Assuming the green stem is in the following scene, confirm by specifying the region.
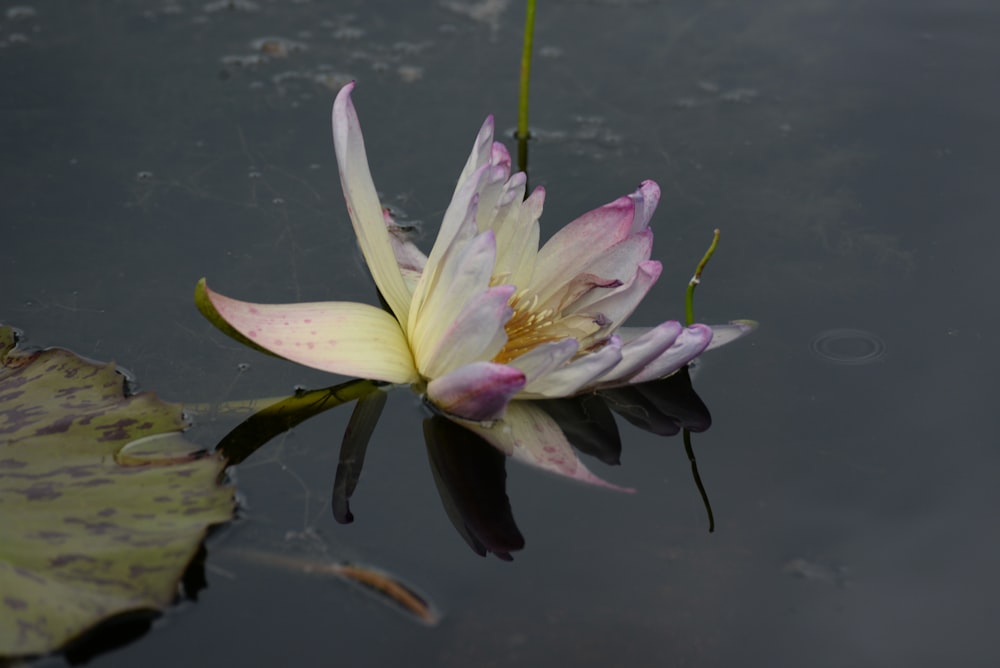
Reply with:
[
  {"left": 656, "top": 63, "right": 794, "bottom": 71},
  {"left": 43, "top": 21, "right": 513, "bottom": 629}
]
[
  {"left": 516, "top": 0, "right": 536, "bottom": 173},
  {"left": 685, "top": 229, "right": 720, "bottom": 326}
]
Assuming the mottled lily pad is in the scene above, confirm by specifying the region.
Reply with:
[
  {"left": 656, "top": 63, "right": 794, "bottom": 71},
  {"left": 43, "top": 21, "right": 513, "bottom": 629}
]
[{"left": 0, "top": 326, "right": 234, "bottom": 658}]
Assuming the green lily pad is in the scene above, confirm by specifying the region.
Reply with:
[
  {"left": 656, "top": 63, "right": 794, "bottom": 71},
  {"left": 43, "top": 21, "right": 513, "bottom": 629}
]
[{"left": 0, "top": 325, "right": 234, "bottom": 658}]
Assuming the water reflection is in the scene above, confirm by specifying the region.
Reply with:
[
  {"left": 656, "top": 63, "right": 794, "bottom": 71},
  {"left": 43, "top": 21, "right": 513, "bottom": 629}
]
[{"left": 213, "top": 367, "right": 714, "bottom": 560}]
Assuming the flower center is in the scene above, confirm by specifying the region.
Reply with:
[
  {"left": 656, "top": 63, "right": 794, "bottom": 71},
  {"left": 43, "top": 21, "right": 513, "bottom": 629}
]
[{"left": 492, "top": 290, "right": 563, "bottom": 364}]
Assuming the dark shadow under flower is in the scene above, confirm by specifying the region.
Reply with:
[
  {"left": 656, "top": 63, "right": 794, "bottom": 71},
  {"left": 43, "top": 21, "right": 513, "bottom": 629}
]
[{"left": 212, "top": 365, "right": 715, "bottom": 560}]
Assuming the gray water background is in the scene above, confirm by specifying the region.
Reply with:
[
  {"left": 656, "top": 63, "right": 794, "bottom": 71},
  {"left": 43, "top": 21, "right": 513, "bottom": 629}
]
[{"left": 3, "top": 0, "right": 999, "bottom": 666}]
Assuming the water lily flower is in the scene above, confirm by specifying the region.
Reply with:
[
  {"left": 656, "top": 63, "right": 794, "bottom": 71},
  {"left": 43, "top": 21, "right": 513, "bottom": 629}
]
[{"left": 197, "top": 82, "right": 752, "bottom": 428}]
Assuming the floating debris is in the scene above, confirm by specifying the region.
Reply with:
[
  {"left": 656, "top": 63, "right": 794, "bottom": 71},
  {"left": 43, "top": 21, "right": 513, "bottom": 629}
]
[
  {"left": 251, "top": 36, "right": 307, "bottom": 58},
  {"left": 224, "top": 549, "right": 441, "bottom": 625}
]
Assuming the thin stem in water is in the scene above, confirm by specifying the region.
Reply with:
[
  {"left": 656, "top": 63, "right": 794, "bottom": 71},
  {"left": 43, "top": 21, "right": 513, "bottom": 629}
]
[
  {"left": 683, "top": 428, "right": 715, "bottom": 533},
  {"left": 516, "top": 0, "right": 536, "bottom": 174}
]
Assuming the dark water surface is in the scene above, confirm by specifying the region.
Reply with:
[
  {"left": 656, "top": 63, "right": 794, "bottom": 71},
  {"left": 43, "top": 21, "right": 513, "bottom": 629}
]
[{"left": 4, "top": 0, "right": 999, "bottom": 666}]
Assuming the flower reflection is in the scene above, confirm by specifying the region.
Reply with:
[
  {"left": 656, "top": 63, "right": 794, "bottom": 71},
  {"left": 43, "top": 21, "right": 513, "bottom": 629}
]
[{"left": 214, "top": 366, "right": 713, "bottom": 560}]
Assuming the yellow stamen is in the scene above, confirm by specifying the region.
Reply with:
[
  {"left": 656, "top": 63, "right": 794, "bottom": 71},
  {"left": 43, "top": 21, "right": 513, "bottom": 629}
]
[{"left": 493, "top": 290, "right": 564, "bottom": 364}]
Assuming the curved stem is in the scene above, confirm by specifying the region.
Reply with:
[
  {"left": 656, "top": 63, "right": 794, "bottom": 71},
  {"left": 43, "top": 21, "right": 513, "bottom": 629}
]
[
  {"left": 683, "top": 428, "right": 715, "bottom": 533},
  {"left": 685, "top": 229, "right": 720, "bottom": 326}
]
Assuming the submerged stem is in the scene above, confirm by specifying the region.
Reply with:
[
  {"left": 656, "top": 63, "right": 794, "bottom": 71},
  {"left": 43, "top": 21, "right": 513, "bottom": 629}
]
[
  {"left": 683, "top": 428, "right": 715, "bottom": 533},
  {"left": 685, "top": 229, "right": 721, "bottom": 326}
]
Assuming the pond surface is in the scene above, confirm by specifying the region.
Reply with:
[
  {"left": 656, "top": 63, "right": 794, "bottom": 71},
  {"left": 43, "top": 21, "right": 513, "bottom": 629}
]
[{"left": 4, "top": 0, "right": 999, "bottom": 666}]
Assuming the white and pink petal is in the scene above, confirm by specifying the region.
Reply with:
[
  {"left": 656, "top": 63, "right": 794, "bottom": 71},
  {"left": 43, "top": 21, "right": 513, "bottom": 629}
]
[
  {"left": 411, "top": 226, "right": 500, "bottom": 372},
  {"left": 426, "top": 362, "right": 525, "bottom": 422},
  {"left": 419, "top": 285, "right": 515, "bottom": 379},
  {"left": 704, "top": 320, "right": 759, "bottom": 351},
  {"left": 203, "top": 285, "right": 419, "bottom": 384},
  {"left": 507, "top": 339, "right": 579, "bottom": 386},
  {"left": 521, "top": 336, "right": 624, "bottom": 398},
  {"left": 618, "top": 324, "right": 713, "bottom": 385},
  {"left": 589, "top": 321, "right": 683, "bottom": 387},
  {"left": 332, "top": 83, "right": 413, "bottom": 324},
  {"left": 530, "top": 183, "right": 653, "bottom": 300},
  {"left": 463, "top": 401, "right": 633, "bottom": 491}
]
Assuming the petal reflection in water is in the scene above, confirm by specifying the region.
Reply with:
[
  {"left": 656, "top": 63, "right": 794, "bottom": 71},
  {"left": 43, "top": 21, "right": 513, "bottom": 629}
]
[
  {"left": 424, "top": 416, "right": 525, "bottom": 561},
  {"left": 600, "top": 366, "right": 711, "bottom": 436}
]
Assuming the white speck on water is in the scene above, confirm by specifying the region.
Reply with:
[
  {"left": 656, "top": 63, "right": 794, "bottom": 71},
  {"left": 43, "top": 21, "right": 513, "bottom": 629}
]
[
  {"left": 397, "top": 64, "right": 423, "bottom": 83},
  {"left": 203, "top": 0, "right": 259, "bottom": 13},
  {"left": 5, "top": 6, "right": 37, "bottom": 20},
  {"left": 251, "top": 36, "right": 307, "bottom": 58},
  {"left": 221, "top": 53, "right": 265, "bottom": 67},
  {"left": 333, "top": 26, "right": 365, "bottom": 40},
  {"left": 719, "top": 87, "right": 759, "bottom": 103},
  {"left": 441, "top": 0, "right": 510, "bottom": 33}
]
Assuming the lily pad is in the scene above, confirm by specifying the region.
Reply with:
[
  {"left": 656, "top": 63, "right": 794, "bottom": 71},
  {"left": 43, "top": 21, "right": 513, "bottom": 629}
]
[{"left": 0, "top": 325, "right": 234, "bottom": 658}]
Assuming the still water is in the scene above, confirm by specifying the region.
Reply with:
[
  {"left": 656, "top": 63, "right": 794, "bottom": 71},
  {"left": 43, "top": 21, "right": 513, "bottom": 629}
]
[{"left": 3, "top": 0, "right": 999, "bottom": 666}]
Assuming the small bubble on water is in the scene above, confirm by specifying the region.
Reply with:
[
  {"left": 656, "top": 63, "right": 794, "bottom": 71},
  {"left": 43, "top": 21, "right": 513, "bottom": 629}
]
[
  {"left": 136, "top": 171, "right": 154, "bottom": 182},
  {"left": 237, "top": 362, "right": 251, "bottom": 372}
]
